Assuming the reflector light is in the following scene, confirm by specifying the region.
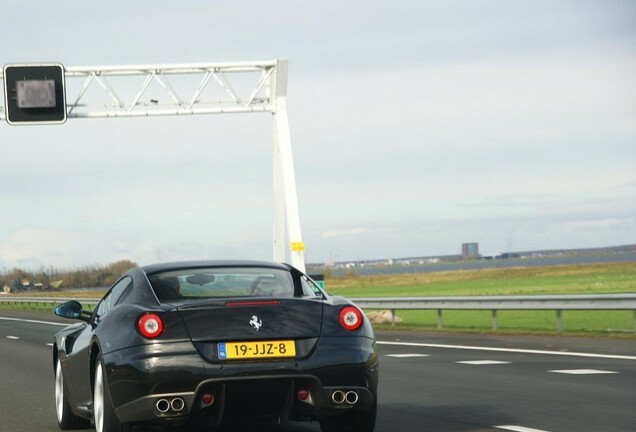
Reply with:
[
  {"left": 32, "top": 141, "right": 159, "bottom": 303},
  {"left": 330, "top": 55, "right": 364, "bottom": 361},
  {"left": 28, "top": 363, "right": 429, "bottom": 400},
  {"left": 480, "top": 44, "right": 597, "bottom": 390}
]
[
  {"left": 201, "top": 393, "right": 215, "bottom": 405},
  {"left": 137, "top": 313, "right": 164, "bottom": 338},
  {"left": 297, "top": 390, "right": 310, "bottom": 401},
  {"left": 339, "top": 306, "right": 363, "bottom": 331}
]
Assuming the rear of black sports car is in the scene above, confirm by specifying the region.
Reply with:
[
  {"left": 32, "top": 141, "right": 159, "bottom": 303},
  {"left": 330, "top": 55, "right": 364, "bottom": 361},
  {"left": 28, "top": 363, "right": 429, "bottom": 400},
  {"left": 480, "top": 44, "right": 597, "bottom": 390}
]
[{"left": 96, "top": 262, "right": 378, "bottom": 431}]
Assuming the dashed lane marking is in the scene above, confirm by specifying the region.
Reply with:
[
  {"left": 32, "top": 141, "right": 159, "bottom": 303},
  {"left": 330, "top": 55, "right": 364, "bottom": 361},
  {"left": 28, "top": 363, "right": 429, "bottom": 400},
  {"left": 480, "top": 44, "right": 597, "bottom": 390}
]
[
  {"left": 385, "top": 354, "right": 430, "bottom": 358},
  {"left": 456, "top": 360, "right": 510, "bottom": 365},
  {"left": 6, "top": 336, "right": 20, "bottom": 340},
  {"left": 495, "top": 426, "right": 552, "bottom": 432},
  {"left": 549, "top": 369, "right": 618, "bottom": 375},
  {"left": 377, "top": 341, "right": 636, "bottom": 361},
  {"left": 0, "top": 317, "right": 67, "bottom": 327}
]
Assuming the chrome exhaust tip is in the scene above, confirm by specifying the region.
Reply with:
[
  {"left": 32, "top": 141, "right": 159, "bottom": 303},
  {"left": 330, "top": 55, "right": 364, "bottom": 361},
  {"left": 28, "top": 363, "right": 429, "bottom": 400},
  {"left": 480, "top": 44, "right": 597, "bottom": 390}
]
[
  {"left": 345, "top": 391, "right": 359, "bottom": 405},
  {"left": 331, "top": 390, "right": 346, "bottom": 405},
  {"left": 155, "top": 399, "right": 170, "bottom": 413},
  {"left": 170, "top": 397, "right": 185, "bottom": 412}
]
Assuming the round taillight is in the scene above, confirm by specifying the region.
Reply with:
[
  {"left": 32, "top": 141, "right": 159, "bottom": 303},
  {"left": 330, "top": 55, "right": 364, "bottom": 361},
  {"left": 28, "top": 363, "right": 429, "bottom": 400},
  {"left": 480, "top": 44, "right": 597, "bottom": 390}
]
[
  {"left": 339, "top": 306, "right": 363, "bottom": 331},
  {"left": 137, "top": 313, "right": 164, "bottom": 338}
]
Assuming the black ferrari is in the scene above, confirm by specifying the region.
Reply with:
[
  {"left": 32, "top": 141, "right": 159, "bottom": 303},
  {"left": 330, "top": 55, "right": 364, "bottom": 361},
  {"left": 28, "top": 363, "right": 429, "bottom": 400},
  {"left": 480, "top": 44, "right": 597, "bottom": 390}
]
[{"left": 53, "top": 261, "right": 378, "bottom": 432}]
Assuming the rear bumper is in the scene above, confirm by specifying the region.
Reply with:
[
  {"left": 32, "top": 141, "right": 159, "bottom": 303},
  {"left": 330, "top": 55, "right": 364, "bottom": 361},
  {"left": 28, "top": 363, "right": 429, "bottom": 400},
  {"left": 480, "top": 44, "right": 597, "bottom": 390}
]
[{"left": 104, "top": 336, "right": 378, "bottom": 425}]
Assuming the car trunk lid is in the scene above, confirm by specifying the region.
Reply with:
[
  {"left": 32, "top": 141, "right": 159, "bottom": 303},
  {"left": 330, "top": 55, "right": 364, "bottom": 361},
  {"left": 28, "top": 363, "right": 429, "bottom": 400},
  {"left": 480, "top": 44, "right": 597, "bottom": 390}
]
[{"left": 176, "top": 298, "right": 324, "bottom": 342}]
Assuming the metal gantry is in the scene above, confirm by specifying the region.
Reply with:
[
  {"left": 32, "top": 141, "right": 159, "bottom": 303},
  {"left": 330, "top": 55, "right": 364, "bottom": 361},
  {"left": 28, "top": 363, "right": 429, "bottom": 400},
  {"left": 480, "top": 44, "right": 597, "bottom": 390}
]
[{"left": 0, "top": 60, "right": 305, "bottom": 271}]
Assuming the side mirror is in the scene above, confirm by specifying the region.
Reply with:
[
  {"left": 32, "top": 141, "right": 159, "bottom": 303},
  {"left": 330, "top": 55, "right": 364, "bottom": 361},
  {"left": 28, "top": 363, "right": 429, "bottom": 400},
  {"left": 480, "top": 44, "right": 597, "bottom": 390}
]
[{"left": 55, "top": 301, "right": 89, "bottom": 322}]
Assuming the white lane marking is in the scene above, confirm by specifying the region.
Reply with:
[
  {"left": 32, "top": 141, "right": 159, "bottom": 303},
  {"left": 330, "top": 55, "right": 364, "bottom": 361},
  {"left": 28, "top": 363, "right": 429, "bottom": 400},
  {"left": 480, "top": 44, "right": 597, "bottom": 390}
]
[
  {"left": 6, "top": 336, "right": 20, "bottom": 340},
  {"left": 46, "top": 343, "right": 54, "bottom": 347},
  {"left": 456, "top": 360, "right": 510, "bottom": 365},
  {"left": 377, "top": 341, "right": 636, "bottom": 361},
  {"left": 0, "top": 317, "right": 67, "bottom": 327},
  {"left": 495, "top": 426, "right": 552, "bottom": 432},
  {"left": 385, "top": 354, "right": 430, "bottom": 358},
  {"left": 549, "top": 369, "right": 618, "bottom": 375}
]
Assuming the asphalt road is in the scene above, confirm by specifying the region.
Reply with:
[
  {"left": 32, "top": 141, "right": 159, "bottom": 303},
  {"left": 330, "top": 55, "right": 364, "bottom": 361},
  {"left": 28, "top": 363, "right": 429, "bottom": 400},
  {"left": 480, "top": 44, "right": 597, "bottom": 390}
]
[{"left": 1, "top": 311, "right": 635, "bottom": 432}]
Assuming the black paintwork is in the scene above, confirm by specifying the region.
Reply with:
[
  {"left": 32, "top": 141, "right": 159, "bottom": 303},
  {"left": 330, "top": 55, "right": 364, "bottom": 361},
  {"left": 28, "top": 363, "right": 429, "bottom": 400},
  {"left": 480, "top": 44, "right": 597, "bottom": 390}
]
[{"left": 53, "top": 260, "right": 378, "bottom": 429}]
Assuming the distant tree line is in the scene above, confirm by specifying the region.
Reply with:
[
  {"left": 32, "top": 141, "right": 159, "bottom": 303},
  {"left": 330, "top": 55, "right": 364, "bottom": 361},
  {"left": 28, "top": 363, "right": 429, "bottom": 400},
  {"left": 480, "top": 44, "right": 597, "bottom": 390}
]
[{"left": 1, "top": 260, "right": 137, "bottom": 291}]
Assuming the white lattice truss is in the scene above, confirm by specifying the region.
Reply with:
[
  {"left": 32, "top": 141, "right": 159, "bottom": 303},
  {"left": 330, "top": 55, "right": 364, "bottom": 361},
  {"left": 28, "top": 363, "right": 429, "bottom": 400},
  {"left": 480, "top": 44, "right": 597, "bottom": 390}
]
[
  {"left": 0, "top": 60, "right": 305, "bottom": 271},
  {"left": 2, "top": 60, "right": 280, "bottom": 118}
]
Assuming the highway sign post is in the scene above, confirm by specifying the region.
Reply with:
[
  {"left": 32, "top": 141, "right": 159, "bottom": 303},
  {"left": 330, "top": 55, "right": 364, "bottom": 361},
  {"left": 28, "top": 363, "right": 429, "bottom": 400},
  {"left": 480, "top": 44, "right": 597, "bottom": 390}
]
[{"left": 3, "top": 63, "right": 66, "bottom": 125}]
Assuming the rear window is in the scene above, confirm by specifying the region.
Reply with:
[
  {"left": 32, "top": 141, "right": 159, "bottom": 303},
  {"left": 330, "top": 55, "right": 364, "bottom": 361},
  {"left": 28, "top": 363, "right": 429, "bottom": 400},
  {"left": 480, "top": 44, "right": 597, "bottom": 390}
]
[{"left": 148, "top": 267, "right": 295, "bottom": 302}]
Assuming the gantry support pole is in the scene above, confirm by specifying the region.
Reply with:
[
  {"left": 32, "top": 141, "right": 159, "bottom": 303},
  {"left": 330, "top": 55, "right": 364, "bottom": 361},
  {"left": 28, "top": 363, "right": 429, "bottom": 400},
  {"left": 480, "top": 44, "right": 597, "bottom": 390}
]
[{"left": 272, "top": 60, "right": 305, "bottom": 272}]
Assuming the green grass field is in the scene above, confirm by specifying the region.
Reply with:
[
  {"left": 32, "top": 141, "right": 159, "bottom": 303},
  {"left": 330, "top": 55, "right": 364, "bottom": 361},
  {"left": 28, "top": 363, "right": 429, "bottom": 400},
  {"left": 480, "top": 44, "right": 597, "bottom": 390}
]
[
  {"left": 325, "top": 262, "right": 636, "bottom": 335},
  {"left": 324, "top": 262, "right": 636, "bottom": 296}
]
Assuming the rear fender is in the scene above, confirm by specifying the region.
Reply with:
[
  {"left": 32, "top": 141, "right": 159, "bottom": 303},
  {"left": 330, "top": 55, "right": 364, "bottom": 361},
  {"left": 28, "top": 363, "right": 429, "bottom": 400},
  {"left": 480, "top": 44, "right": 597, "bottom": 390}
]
[{"left": 93, "top": 304, "right": 190, "bottom": 355}]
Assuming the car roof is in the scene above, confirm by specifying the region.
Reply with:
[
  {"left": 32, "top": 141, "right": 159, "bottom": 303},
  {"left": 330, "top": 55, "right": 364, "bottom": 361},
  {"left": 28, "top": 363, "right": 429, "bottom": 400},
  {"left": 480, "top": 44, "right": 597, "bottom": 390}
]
[{"left": 140, "top": 260, "right": 291, "bottom": 276}]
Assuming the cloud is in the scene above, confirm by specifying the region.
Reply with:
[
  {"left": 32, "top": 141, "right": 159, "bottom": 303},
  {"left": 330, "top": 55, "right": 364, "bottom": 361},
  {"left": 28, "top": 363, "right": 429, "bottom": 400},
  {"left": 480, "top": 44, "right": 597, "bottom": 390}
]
[
  {"left": 1, "top": 1, "right": 635, "bottom": 267},
  {"left": 0, "top": 229, "right": 77, "bottom": 269},
  {"left": 321, "top": 227, "right": 371, "bottom": 239},
  {"left": 548, "top": 217, "right": 635, "bottom": 236}
]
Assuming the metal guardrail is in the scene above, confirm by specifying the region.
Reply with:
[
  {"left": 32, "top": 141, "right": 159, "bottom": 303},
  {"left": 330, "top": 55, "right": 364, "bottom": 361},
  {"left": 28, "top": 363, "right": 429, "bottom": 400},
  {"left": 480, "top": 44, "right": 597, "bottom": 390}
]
[
  {"left": 0, "top": 297, "right": 99, "bottom": 312},
  {"left": 352, "top": 294, "right": 636, "bottom": 332},
  {"left": 1, "top": 294, "right": 635, "bottom": 332}
]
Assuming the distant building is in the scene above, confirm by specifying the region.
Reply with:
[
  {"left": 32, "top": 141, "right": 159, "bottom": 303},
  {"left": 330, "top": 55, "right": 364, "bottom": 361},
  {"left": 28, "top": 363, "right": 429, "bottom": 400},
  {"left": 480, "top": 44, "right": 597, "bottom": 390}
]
[{"left": 462, "top": 242, "right": 479, "bottom": 259}]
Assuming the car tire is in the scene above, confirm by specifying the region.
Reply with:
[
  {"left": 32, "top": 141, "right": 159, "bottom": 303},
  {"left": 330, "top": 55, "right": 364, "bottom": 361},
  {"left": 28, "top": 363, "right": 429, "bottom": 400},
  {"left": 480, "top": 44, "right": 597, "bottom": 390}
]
[
  {"left": 94, "top": 358, "right": 132, "bottom": 432},
  {"left": 320, "top": 398, "right": 377, "bottom": 432},
  {"left": 55, "top": 358, "right": 91, "bottom": 430}
]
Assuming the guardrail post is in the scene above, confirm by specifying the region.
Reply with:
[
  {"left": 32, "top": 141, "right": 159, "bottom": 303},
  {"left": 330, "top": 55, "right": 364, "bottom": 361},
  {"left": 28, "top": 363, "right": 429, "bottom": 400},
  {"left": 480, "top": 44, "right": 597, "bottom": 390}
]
[
  {"left": 492, "top": 309, "right": 498, "bottom": 331},
  {"left": 437, "top": 309, "right": 443, "bottom": 329},
  {"left": 556, "top": 310, "right": 563, "bottom": 332},
  {"left": 391, "top": 309, "right": 396, "bottom": 327}
]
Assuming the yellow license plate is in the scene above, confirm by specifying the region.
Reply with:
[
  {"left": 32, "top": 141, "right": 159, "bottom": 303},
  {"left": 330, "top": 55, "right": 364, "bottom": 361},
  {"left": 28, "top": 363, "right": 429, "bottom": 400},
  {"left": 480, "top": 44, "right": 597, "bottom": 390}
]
[{"left": 218, "top": 340, "right": 296, "bottom": 360}]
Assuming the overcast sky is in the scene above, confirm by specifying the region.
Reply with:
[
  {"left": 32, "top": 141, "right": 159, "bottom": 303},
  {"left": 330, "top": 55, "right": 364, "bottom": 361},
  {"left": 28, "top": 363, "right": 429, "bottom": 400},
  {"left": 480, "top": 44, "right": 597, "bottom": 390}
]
[{"left": 1, "top": 1, "right": 635, "bottom": 270}]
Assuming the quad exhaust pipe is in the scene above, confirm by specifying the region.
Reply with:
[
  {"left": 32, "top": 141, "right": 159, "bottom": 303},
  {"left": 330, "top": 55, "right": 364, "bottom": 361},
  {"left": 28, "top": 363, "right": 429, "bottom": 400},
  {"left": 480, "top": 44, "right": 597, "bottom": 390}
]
[
  {"left": 171, "top": 397, "right": 185, "bottom": 412},
  {"left": 156, "top": 399, "right": 170, "bottom": 413},
  {"left": 331, "top": 390, "right": 346, "bottom": 405},
  {"left": 155, "top": 397, "right": 185, "bottom": 414},
  {"left": 330, "top": 390, "right": 358, "bottom": 406}
]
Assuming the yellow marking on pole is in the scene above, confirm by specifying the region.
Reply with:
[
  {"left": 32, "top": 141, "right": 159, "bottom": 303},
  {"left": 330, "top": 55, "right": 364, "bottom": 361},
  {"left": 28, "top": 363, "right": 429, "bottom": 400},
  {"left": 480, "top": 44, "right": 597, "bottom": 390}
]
[{"left": 290, "top": 242, "right": 305, "bottom": 252}]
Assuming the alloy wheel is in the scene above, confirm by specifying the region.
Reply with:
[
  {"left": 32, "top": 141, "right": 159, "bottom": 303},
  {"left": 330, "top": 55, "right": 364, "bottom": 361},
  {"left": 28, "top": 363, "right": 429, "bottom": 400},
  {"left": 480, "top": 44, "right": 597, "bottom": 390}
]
[
  {"left": 55, "top": 360, "right": 64, "bottom": 423},
  {"left": 94, "top": 362, "right": 104, "bottom": 432}
]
